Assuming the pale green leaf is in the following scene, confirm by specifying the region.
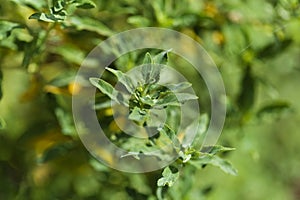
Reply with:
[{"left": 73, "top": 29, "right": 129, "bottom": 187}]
[
  {"left": 189, "top": 154, "right": 238, "bottom": 176},
  {"left": 157, "top": 167, "right": 179, "bottom": 187},
  {"left": 106, "top": 67, "right": 135, "bottom": 94},
  {"left": 89, "top": 78, "right": 127, "bottom": 105}
]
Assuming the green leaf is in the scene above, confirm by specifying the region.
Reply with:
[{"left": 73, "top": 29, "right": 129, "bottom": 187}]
[
  {"left": 0, "top": 21, "right": 23, "bottom": 41},
  {"left": 51, "top": 0, "right": 65, "bottom": 14},
  {"left": 256, "top": 101, "right": 291, "bottom": 118},
  {"left": 128, "top": 107, "right": 148, "bottom": 124},
  {"left": 65, "top": 16, "right": 114, "bottom": 36},
  {"left": 257, "top": 39, "right": 293, "bottom": 59},
  {"left": 190, "top": 114, "right": 209, "bottom": 149},
  {"left": 201, "top": 145, "right": 235, "bottom": 154},
  {"left": 29, "top": 12, "right": 66, "bottom": 22},
  {"left": 39, "top": 142, "right": 75, "bottom": 163},
  {"left": 72, "top": 0, "right": 96, "bottom": 9},
  {"left": 176, "top": 93, "right": 198, "bottom": 103},
  {"left": 189, "top": 154, "right": 238, "bottom": 176},
  {"left": 50, "top": 44, "right": 85, "bottom": 65},
  {"left": 106, "top": 67, "right": 135, "bottom": 94},
  {"left": 142, "top": 53, "right": 153, "bottom": 83},
  {"left": 166, "top": 82, "right": 192, "bottom": 92},
  {"left": 55, "top": 108, "right": 76, "bottom": 137},
  {"left": 89, "top": 78, "right": 127, "bottom": 106},
  {"left": 153, "top": 49, "right": 171, "bottom": 65},
  {"left": 159, "top": 124, "right": 181, "bottom": 151},
  {"left": 157, "top": 167, "right": 179, "bottom": 187}
]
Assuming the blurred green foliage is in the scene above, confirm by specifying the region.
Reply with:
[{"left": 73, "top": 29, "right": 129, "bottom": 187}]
[{"left": 0, "top": 0, "right": 300, "bottom": 199}]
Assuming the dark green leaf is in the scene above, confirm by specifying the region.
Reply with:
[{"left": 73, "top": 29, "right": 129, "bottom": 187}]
[
  {"left": 157, "top": 166, "right": 179, "bottom": 187},
  {"left": 39, "top": 142, "right": 75, "bottom": 163},
  {"left": 11, "top": 0, "right": 46, "bottom": 11},
  {"left": 106, "top": 67, "right": 135, "bottom": 94},
  {"left": 256, "top": 101, "right": 291, "bottom": 118},
  {"left": 201, "top": 145, "right": 235, "bottom": 154},
  {"left": 257, "top": 39, "right": 293, "bottom": 59},
  {"left": 51, "top": 0, "right": 65, "bottom": 14}
]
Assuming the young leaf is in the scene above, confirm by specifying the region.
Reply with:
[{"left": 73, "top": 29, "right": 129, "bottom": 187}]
[
  {"left": 189, "top": 154, "right": 238, "bottom": 176},
  {"left": 157, "top": 167, "right": 179, "bottom": 187},
  {"left": 106, "top": 67, "right": 135, "bottom": 94}
]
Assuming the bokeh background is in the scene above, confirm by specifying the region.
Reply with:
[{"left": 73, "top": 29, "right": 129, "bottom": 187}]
[{"left": 0, "top": 0, "right": 300, "bottom": 199}]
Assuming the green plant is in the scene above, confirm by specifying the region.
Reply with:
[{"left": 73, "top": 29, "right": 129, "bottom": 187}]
[{"left": 90, "top": 50, "right": 237, "bottom": 199}]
